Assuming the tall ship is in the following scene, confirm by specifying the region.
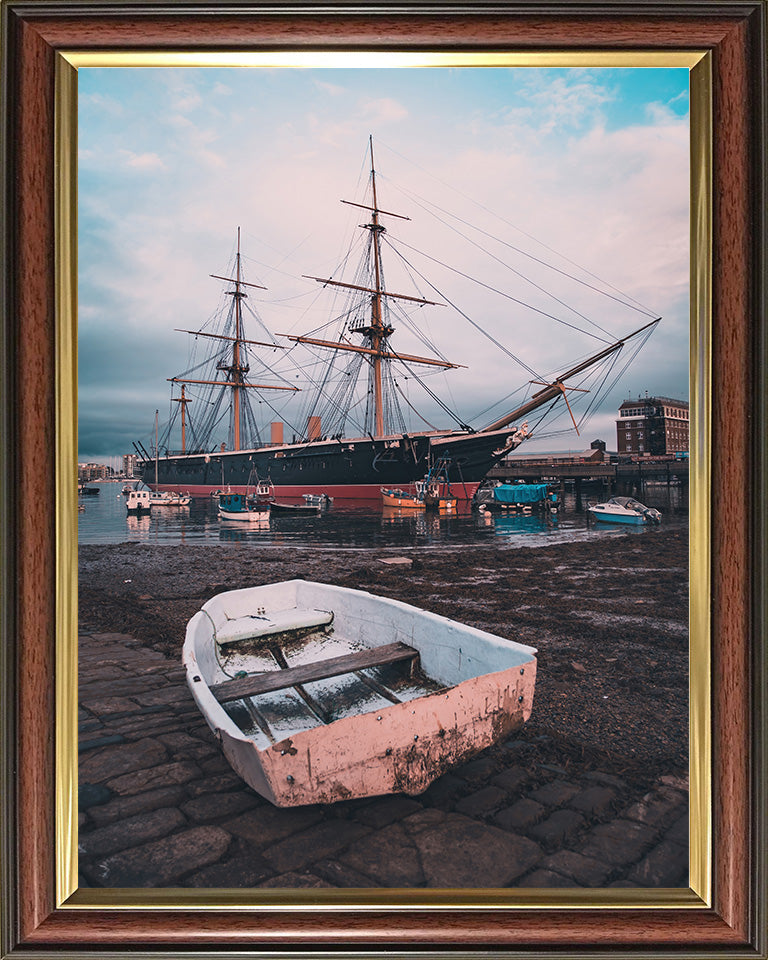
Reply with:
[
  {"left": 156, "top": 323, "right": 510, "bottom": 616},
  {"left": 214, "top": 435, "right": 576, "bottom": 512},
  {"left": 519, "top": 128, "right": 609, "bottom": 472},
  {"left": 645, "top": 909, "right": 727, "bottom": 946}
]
[{"left": 136, "top": 138, "right": 659, "bottom": 500}]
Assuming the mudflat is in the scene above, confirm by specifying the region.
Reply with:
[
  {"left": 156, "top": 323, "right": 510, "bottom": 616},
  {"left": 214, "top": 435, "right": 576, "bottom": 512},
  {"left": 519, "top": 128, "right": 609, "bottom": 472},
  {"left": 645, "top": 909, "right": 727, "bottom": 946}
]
[{"left": 79, "top": 525, "right": 688, "bottom": 782}]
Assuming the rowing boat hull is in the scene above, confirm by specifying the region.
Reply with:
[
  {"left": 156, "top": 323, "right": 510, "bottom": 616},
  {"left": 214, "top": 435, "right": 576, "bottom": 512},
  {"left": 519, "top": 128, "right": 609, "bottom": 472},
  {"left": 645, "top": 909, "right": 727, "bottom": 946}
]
[{"left": 183, "top": 580, "right": 537, "bottom": 807}]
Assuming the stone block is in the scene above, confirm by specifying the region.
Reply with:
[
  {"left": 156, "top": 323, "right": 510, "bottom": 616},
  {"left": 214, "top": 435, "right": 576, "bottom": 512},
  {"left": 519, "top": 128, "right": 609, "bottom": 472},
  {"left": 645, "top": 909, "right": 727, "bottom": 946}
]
[
  {"left": 539, "top": 851, "right": 612, "bottom": 886},
  {"left": 622, "top": 791, "right": 686, "bottom": 829},
  {"left": 454, "top": 786, "right": 507, "bottom": 818},
  {"left": 493, "top": 799, "right": 545, "bottom": 832},
  {"left": 400, "top": 809, "right": 447, "bottom": 834},
  {"left": 627, "top": 839, "right": 688, "bottom": 887},
  {"left": 517, "top": 869, "right": 580, "bottom": 888},
  {"left": 529, "top": 779, "right": 580, "bottom": 808},
  {"left": 79, "top": 738, "right": 169, "bottom": 785},
  {"left": 340, "top": 823, "right": 425, "bottom": 887},
  {"left": 157, "top": 732, "right": 218, "bottom": 761},
  {"left": 421, "top": 774, "right": 465, "bottom": 807},
  {"left": 537, "top": 763, "right": 569, "bottom": 777},
  {"left": 79, "top": 807, "right": 186, "bottom": 859},
  {"left": 491, "top": 766, "right": 529, "bottom": 794},
  {"left": 312, "top": 858, "right": 377, "bottom": 888},
  {"left": 567, "top": 785, "right": 617, "bottom": 817},
  {"left": 86, "top": 826, "right": 231, "bottom": 887},
  {"left": 665, "top": 813, "right": 688, "bottom": 846},
  {"left": 87, "top": 786, "right": 188, "bottom": 826},
  {"left": 455, "top": 756, "right": 498, "bottom": 783},
  {"left": 186, "top": 773, "right": 246, "bottom": 798},
  {"left": 183, "top": 854, "right": 272, "bottom": 888},
  {"left": 354, "top": 796, "right": 422, "bottom": 829},
  {"left": 528, "top": 810, "right": 586, "bottom": 846},
  {"left": 80, "top": 696, "right": 139, "bottom": 716},
  {"left": 263, "top": 820, "right": 371, "bottom": 875},
  {"left": 578, "top": 819, "right": 658, "bottom": 866},
  {"left": 582, "top": 771, "right": 628, "bottom": 791},
  {"left": 181, "top": 791, "right": 260, "bottom": 823},
  {"left": 225, "top": 806, "right": 323, "bottom": 849},
  {"left": 79, "top": 783, "right": 113, "bottom": 810},
  {"left": 133, "top": 686, "right": 192, "bottom": 708},
  {"left": 106, "top": 761, "right": 202, "bottom": 796},
  {"left": 412, "top": 814, "right": 542, "bottom": 887}
]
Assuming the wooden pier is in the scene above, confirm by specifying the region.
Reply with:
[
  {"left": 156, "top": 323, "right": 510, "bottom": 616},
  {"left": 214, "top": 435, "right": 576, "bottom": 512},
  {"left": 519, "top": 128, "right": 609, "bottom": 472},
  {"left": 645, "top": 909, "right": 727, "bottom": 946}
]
[{"left": 488, "top": 457, "right": 689, "bottom": 495}]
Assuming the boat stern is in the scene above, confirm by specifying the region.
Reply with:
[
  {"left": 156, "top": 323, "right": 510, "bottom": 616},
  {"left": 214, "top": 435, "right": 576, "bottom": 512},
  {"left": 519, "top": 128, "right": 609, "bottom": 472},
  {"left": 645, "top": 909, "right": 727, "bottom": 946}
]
[{"left": 214, "top": 656, "right": 536, "bottom": 807}]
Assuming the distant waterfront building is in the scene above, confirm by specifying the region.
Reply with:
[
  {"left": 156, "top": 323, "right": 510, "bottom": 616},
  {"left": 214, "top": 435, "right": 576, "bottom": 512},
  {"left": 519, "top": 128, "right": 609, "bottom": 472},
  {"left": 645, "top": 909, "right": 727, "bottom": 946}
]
[
  {"left": 123, "top": 454, "right": 138, "bottom": 478},
  {"left": 616, "top": 395, "right": 689, "bottom": 456},
  {"left": 78, "top": 462, "right": 113, "bottom": 481}
]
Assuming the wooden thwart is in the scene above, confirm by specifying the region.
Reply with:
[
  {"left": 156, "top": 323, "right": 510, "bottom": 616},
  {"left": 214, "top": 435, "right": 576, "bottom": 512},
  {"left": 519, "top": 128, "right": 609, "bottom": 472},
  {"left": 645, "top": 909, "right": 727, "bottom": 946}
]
[{"left": 211, "top": 641, "right": 419, "bottom": 704}]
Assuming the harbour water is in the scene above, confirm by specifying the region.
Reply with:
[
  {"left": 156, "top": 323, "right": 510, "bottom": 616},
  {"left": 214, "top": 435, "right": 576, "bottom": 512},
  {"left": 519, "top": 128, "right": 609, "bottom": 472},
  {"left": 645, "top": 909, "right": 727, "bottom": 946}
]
[{"left": 78, "top": 482, "right": 687, "bottom": 548}]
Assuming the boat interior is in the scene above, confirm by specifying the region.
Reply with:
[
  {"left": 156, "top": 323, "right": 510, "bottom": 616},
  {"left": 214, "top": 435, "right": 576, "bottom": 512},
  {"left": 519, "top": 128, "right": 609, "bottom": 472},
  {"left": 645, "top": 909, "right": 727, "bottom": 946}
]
[{"left": 185, "top": 581, "right": 535, "bottom": 752}]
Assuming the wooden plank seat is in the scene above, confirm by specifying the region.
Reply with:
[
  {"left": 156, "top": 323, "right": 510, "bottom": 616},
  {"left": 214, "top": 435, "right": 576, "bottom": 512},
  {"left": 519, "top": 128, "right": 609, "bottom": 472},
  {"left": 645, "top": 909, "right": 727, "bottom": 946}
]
[
  {"left": 211, "top": 641, "right": 419, "bottom": 704},
  {"left": 215, "top": 608, "right": 334, "bottom": 646}
]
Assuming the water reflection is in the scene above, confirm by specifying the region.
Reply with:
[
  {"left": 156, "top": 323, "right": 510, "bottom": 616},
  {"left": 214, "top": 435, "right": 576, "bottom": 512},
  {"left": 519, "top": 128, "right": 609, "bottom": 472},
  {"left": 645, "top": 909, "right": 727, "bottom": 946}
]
[{"left": 78, "top": 481, "right": 687, "bottom": 548}]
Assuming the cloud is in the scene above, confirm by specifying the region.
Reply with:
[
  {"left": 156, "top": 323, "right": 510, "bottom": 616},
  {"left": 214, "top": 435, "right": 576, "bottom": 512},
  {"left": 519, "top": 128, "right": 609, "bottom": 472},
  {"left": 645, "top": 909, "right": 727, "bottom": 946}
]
[
  {"left": 76, "top": 66, "right": 690, "bottom": 460},
  {"left": 80, "top": 92, "right": 124, "bottom": 116},
  {"left": 314, "top": 79, "right": 345, "bottom": 97},
  {"left": 119, "top": 149, "right": 166, "bottom": 170},
  {"left": 360, "top": 97, "right": 409, "bottom": 125}
]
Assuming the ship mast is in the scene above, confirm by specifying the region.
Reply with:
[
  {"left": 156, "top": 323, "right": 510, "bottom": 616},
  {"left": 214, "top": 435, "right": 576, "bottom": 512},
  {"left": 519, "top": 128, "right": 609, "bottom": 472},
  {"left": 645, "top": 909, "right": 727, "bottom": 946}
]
[
  {"left": 368, "top": 137, "right": 386, "bottom": 436},
  {"left": 480, "top": 318, "right": 661, "bottom": 433},
  {"left": 168, "top": 229, "right": 298, "bottom": 452},
  {"left": 170, "top": 384, "right": 190, "bottom": 453},
  {"left": 291, "top": 136, "right": 460, "bottom": 439}
]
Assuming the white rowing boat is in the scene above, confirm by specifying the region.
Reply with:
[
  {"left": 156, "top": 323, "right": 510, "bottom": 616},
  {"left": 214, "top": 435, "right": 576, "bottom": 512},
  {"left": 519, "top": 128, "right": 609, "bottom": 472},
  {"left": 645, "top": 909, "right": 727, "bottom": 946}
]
[{"left": 183, "top": 580, "right": 537, "bottom": 807}]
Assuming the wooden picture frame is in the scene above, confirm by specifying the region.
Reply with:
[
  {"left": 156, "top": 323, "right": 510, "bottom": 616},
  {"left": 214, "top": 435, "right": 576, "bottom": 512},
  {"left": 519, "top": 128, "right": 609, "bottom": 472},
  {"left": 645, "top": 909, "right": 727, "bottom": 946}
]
[{"left": 1, "top": 1, "right": 765, "bottom": 955}]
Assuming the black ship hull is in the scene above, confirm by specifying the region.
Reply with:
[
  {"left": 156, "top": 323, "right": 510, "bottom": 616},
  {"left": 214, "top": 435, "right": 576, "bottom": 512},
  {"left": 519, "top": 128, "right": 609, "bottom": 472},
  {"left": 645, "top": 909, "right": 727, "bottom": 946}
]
[{"left": 143, "top": 427, "right": 523, "bottom": 500}]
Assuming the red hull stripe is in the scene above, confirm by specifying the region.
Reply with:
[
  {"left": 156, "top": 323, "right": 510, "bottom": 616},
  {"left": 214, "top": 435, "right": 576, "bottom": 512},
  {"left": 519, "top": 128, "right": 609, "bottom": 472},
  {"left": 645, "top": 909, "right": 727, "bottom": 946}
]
[{"left": 155, "top": 482, "right": 480, "bottom": 501}]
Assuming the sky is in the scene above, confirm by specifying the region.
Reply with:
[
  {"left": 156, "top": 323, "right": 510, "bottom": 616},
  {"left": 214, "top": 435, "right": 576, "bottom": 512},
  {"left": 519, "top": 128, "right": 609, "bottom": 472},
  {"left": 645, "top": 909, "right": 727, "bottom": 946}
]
[{"left": 78, "top": 64, "right": 690, "bottom": 461}]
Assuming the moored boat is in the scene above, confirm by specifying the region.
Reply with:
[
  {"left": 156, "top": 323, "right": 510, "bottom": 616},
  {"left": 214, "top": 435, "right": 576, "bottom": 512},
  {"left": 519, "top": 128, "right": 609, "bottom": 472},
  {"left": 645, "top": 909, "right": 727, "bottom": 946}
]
[
  {"left": 218, "top": 491, "right": 270, "bottom": 523},
  {"left": 126, "top": 488, "right": 152, "bottom": 513},
  {"left": 182, "top": 580, "right": 537, "bottom": 807},
  {"left": 149, "top": 490, "right": 191, "bottom": 507},
  {"left": 302, "top": 493, "right": 333, "bottom": 507},
  {"left": 587, "top": 496, "right": 661, "bottom": 525},
  {"left": 270, "top": 500, "right": 322, "bottom": 516},
  {"left": 475, "top": 482, "right": 557, "bottom": 513},
  {"left": 381, "top": 488, "right": 425, "bottom": 510}
]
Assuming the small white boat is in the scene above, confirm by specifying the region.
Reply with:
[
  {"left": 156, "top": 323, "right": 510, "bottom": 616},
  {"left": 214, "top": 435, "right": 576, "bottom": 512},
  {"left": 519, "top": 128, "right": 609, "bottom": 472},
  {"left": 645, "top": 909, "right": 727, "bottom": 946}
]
[
  {"left": 183, "top": 580, "right": 537, "bottom": 807},
  {"left": 149, "top": 490, "right": 191, "bottom": 507},
  {"left": 302, "top": 493, "right": 333, "bottom": 507},
  {"left": 126, "top": 488, "right": 152, "bottom": 513},
  {"left": 588, "top": 496, "right": 662, "bottom": 525},
  {"left": 218, "top": 491, "right": 270, "bottom": 523}
]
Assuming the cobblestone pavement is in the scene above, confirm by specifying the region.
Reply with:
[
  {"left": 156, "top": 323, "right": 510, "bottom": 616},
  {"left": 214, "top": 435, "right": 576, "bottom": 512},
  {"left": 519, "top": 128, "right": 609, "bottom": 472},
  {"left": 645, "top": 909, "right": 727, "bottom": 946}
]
[{"left": 78, "top": 631, "right": 689, "bottom": 890}]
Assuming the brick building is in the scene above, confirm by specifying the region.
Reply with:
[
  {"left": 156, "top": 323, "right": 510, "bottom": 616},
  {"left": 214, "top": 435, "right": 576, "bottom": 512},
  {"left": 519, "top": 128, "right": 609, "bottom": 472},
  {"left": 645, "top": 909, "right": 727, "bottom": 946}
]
[{"left": 616, "top": 395, "right": 689, "bottom": 456}]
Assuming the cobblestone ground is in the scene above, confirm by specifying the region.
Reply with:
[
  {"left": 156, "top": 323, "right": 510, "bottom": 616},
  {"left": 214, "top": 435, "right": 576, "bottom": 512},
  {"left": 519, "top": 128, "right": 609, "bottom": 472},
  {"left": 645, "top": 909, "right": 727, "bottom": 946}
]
[{"left": 78, "top": 632, "right": 689, "bottom": 890}]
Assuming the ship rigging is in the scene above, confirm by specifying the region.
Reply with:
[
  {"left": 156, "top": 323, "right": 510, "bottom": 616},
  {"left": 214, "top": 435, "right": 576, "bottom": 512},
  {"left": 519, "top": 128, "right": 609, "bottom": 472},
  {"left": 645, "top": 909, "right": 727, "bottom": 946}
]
[{"left": 140, "top": 137, "right": 660, "bottom": 500}]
